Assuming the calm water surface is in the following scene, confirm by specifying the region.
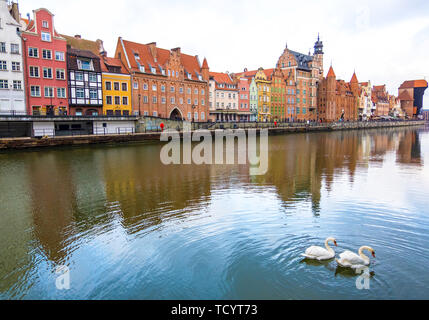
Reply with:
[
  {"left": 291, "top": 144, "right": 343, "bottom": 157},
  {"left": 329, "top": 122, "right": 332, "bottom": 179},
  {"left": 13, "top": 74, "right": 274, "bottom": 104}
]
[{"left": 1, "top": 126, "right": 429, "bottom": 300}]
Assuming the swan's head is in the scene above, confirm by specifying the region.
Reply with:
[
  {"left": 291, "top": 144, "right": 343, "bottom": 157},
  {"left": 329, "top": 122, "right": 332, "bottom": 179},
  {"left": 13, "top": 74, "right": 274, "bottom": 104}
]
[
  {"left": 361, "top": 246, "right": 375, "bottom": 258},
  {"left": 327, "top": 237, "right": 338, "bottom": 246}
]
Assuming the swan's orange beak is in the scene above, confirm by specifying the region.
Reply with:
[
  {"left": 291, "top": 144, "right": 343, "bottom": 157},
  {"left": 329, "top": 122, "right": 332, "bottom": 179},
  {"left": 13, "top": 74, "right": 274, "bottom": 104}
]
[{"left": 372, "top": 252, "right": 376, "bottom": 258}]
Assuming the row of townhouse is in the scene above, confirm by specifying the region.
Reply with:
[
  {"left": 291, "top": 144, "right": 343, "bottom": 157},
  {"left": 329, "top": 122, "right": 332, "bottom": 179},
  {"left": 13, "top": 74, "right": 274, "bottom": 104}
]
[
  {"left": 0, "top": 3, "right": 210, "bottom": 121},
  {"left": 1, "top": 2, "right": 426, "bottom": 123}
]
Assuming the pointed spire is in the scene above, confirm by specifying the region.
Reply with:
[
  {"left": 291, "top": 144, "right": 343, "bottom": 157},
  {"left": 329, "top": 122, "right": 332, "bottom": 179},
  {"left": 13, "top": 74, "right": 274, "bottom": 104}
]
[
  {"left": 327, "top": 65, "right": 336, "bottom": 78},
  {"left": 350, "top": 71, "right": 358, "bottom": 83},
  {"left": 202, "top": 57, "right": 209, "bottom": 69}
]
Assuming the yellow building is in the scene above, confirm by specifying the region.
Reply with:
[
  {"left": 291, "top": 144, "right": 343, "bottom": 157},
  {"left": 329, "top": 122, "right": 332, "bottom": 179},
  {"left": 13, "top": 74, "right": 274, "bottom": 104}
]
[
  {"left": 100, "top": 56, "right": 132, "bottom": 116},
  {"left": 255, "top": 68, "right": 272, "bottom": 122}
]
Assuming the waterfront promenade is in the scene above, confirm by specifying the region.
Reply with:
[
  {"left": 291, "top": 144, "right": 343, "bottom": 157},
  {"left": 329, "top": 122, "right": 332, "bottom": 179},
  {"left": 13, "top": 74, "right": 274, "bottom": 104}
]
[{"left": 0, "top": 120, "right": 425, "bottom": 150}]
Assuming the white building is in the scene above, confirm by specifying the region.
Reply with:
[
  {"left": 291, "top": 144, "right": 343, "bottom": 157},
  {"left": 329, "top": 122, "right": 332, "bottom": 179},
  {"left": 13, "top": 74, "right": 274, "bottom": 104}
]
[
  {"left": 0, "top": 0, "right": 25, "bottom": 115},
  {"left": 208, "top": 72, "right": 239, "bottom": 122}
]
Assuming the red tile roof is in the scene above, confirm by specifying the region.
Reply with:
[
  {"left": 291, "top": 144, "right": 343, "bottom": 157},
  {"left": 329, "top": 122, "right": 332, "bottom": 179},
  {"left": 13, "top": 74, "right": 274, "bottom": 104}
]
[
  {"left": 120, "top": 38, "right": 204, "bottom": 81},
  {"left": 327, "top": 66, "right": 336, "bottom": 78},
  {"left": 399, "top": 80, "right": 428, "bottom": 89},
  {"left": 398, "top": 90, "right": 414, "bottom": 101},
  {"left": 210, "top": 72, "right": 233, "bottom": 84}
]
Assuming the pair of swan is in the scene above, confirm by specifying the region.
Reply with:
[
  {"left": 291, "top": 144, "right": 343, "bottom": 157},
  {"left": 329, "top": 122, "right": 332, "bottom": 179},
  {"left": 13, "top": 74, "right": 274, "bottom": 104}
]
[{"left": 302, "top": 237, "right": 376, "bottom": 269}]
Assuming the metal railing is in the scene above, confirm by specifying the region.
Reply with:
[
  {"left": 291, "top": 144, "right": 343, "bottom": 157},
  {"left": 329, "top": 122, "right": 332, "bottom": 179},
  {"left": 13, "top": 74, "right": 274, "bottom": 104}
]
[{"left": 33, "top": 128, "right": 55, "bottom": 137}]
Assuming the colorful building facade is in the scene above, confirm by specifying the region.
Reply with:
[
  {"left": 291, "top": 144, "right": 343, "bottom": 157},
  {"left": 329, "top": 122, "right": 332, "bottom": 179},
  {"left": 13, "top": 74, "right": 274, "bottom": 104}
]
[
  {"left": 372, "top": 85, "right": 389, "bottom": 117},
  {"left": 208, "top": 72, "right": 239, "bottom": 122},
  {"left": 115, "top": 38, "right": 210, "bottom": 122},
  {"left": 21, "top": 8, "right": 68, "bottom": 115},
  {"left": 62, "top": 35, "right": 132, "bottom": 116},
  {"left": 0, "top": 0, "right": 26, "bottom": 115}
]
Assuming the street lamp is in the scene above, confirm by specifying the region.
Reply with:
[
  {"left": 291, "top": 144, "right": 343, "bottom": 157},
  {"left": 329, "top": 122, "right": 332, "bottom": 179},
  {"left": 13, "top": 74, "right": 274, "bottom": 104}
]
[{"left": 138, "top": 94, "right": 141, "bottom": 116}]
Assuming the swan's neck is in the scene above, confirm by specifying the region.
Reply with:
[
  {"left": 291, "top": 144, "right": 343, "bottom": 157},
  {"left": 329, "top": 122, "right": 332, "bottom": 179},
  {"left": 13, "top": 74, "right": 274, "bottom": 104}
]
[
  {"left": 325, "top": 240, "right": 334, "bottom": 252},
  {"left": 359, "top": 247, "right": 370, "bottom": 262}
]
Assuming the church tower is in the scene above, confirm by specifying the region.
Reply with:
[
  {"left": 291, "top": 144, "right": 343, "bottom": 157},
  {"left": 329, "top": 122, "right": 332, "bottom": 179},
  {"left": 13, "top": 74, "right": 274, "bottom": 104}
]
[{"left": 313, "top": 34, "right": 324, "bottom": 80}]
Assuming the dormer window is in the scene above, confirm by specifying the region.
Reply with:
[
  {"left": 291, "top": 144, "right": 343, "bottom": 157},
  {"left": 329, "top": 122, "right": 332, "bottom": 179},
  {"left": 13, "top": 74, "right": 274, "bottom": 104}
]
[
  {"left": 42, "top": 21, "right": 49, "bottom": 29},
  {"left": 151, "top": 67, "right": 156, "bottom": 74},
  {"left": 134, "top": 53, "right": 140, "bottom": 59},
  {"left": 187, "top": 73, "right": 192, "bottom": 80},
  {"left": 198, "top": 75, "right": 202, "bottom": 81},
  {"left": 139, "top": 65, "right": 145, "bottom": 73},
  {"left": 77, "top": 58, "right": 94, "bottom": 71}
]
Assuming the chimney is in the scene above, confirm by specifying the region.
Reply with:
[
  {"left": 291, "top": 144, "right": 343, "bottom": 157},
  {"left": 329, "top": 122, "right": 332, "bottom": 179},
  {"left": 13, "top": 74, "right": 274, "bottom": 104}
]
[
  {"left": 147, "top": 42, "right": 157, "bottom": 62},
  {"left": 171, "top": 47, "right": 181, "bottom": 55},
  {"left": 96, "top": 39, "right": 106, "bottom": 55},
  {"left": 10, "top": 2, "right": 20, "bottom": 24},
  {"left": 74, "top": 35, "right": 81, "bottom": 39}
]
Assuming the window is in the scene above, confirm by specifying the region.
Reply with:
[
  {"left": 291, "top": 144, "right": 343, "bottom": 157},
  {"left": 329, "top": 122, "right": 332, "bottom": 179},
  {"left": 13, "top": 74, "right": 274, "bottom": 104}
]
[
  {"left": 106, "top": 96, "right": 112, "bottom": 105},
  {"left": 139, "top": 65, "right": 145, "bottom": 73},
  {"left": 77, "top": 59, "right": 93, "bottom": 71},
  {"left": 170, "top": 86, "right": 175, "bottom": 93},
  {"left": 201, "top": 112, "right": 205, "bottom": 120},
  {"left": 29, "top": 66, "right": 39, "bottom": 77},
  {"left": 202, "top": 99, "right": 205, "bottom": 106},
  {"left": 171, "top": 97, "right": 175, "bottom": 104},
  {"left": 0, "top": 80, "right": 9, "bottom": 89},
  {"left": 43, "top": 67, "right": 53, "bottom": 79},
  {"left": 187, "top": 98, "right": 191, "bottom": 105},
  {"left": 188, "top": 112, "right": 191, "bottom": 120},
  {"left": 194, "top": 89, "right": 198, "bottom": 95},
  {"left": 57, "top": 87, "right": 66, "bottom": 98},
  {"left": 41, "top": 32, "right": 51, "bottom": 42},
  {"left": 0, "top": 60, "right": 6, "bottom": 70},
  {"left": 42, "top": 49, "right": 52, "bottom": 59},
  {"left": 187, "top": 88, "right": 191, "bottom": 94},
  {"left": 42, "top": 21, "right": 49, "bottom": 28},
  {"left": 89, "top": 74, "right": 97, "bottom": 82},
  {"left": 113, "top": 82, "right": 119, "bottom": 90},
  {"left": 0, "top": 42, "right": 6, "bottom": 53},
  {"left": 194, "top": 99, "right": 198, "bottom": 106},
  {"left": 143, "top": 96, "right": 148, "bottom": 103},
  {"left": 201, "top": 89, "right": 205, "bottom": 95},
  {"left": 114, "top": 96, "right": 121, "bottom": 105},
  {"left": 55, "top": 51, "right": 65, "bottom": 61},
  {"left": 75, "top": 72, "right": 84, "bottom": 81},
  {"left": 105, "top": 82, "right": 112, "bottom": 90},
  {"left": 29, "top": 47, "right": 39, "bottom": 58},
  {"left": 30, "top": 86, "right": 41, "bottom": 96},
  {"left": 122, "top": 97, "right": 128, "bottom": 105},
  {"left": 161, "top": 85, "right": 165, "bottom": 92},
  {"left": 122, "top": 83, "right": 128, "bottom": 91},
  {"left": 143, "top": 83, "right": 148, "bottom": 90},
  {"left": 76, "top": 88, "right": 85, "bottom": 98},
  {"left": 90, "top": 89, "right": 97, "bottom": 99},
  {"left": 179, "top": 87, "right": 184, "bottom": 94},
  {"left": 152, "top": 84, "right": 157, "bottom": 91},
  {"left": 152, "top": 96, "right": 157, "bottom": 104},
  {"left": 54, "top": 68, "right": 65, "bottom": 80},
  {"left": 133, "top": 82, "right": 138, "bottom": 89},
  {"left": 11, "top": 44, "right": 19, "bottom": 54},
  {"left": 44, "top": 87, "right": 54, "bottom": 97},
  {"left": 161, "top": 97, "right": 166, "bottom": 104},
  {"left": 194, "top": 112, "right": 198, "bottom": 121}
]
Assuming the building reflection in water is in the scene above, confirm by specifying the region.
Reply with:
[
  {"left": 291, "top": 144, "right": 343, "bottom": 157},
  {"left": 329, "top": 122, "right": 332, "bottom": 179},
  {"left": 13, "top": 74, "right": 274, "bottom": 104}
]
[{"left": 5, "top": 127, "right": 422, "bottom": 268}]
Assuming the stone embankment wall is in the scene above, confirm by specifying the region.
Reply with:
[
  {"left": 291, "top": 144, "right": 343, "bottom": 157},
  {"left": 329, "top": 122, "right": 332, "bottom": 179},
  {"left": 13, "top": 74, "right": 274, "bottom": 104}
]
[{"left": 0, "top": 121, "right": 425, "bottom": 151}]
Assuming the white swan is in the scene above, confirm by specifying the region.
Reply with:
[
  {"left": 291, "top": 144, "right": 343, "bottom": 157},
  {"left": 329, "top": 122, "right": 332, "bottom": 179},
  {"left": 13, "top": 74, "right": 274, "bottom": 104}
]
[
  {"left": 302, "top": 237, "right": 337, "bottom": 261},
  {"left": 336, "top": 246, "right": 376, "bottom": 269}
]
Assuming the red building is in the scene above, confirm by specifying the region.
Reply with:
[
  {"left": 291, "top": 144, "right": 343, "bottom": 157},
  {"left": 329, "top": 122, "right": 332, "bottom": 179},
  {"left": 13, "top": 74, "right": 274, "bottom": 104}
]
[
  {"left": 236, "top": 76, "right": 251, "bottom": 121},
  {"left": 21, "top": 8, "right": 68, "bottom": 115},
  {"left": 317, "top": 67, "right": 359, "bottom": 122}
]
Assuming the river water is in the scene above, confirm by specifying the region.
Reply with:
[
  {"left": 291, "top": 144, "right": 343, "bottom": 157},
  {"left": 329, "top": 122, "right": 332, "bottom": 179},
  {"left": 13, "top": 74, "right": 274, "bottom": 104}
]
[{"left": 0, "top": 126, "right": 428, "bottom": 300}]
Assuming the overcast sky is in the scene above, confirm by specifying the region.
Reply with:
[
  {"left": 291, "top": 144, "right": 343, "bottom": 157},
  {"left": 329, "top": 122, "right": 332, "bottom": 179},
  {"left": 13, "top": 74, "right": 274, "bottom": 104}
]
[{"left": 20, "top": 0, "right": 429, "bottom": 107}]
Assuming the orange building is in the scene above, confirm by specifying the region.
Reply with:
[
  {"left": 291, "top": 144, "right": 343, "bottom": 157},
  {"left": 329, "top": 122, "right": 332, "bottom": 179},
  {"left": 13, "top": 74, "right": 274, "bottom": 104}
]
[
  {"left": 372, "top": 85, "right": 389, "bottom": 117},
  {"left": 115, "top": 38, "right": 210, "bottom": 121},
  {"left": 317, "top": 67, "right": 359, "bottom": 122}
]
